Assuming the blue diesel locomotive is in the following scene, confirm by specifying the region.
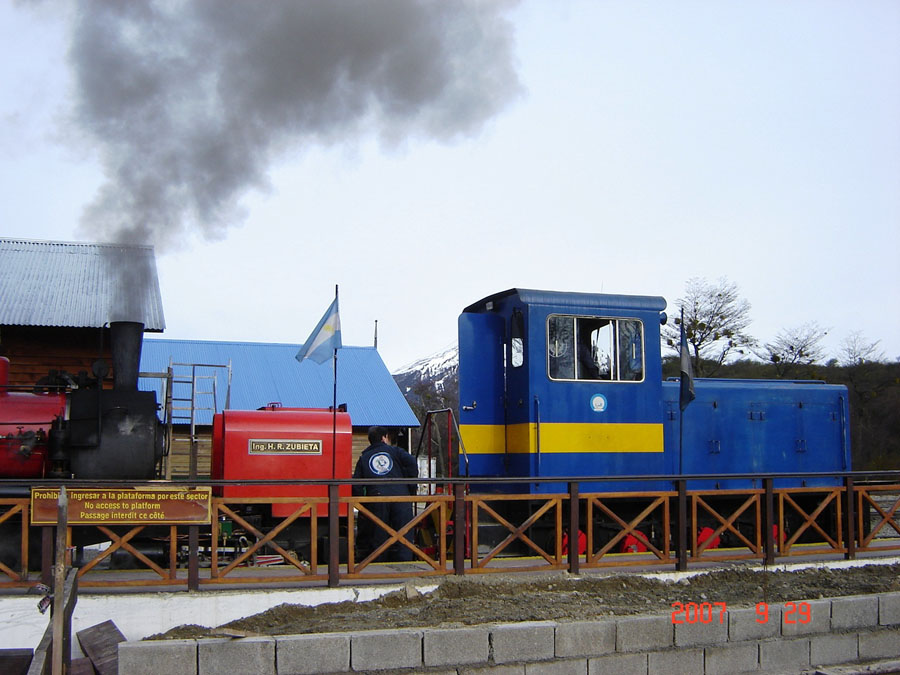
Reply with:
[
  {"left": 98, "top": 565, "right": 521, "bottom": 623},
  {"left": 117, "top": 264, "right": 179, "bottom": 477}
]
[{"left": 458, "top": 288, "right": 851, "bottom": 492}]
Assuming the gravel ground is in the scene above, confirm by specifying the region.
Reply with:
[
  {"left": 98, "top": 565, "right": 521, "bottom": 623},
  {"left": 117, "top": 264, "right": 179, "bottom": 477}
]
[{"left": 152, "top": 561, "right": 900, "bottom": 639}]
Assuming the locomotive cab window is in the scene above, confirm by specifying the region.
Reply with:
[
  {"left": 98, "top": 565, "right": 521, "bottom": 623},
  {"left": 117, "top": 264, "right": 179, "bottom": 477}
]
[
  {"left": 547, "top": 315, "right": 644, "bottom": 382},
  {"left": 510, "top": 309, "right": 525, "bottom": 368}
]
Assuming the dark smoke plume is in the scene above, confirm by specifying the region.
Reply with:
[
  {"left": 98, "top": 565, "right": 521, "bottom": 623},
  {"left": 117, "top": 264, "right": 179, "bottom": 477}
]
[{"left": 69, "top": 0, "right": 522, "bottom": 249}]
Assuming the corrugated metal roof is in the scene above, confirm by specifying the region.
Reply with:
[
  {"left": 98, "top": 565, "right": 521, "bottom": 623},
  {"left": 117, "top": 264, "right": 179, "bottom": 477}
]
[
  {"left": 139, "top": 339, "right": 420, "bottom": 428},
  {"left": 0, "top": 238, "right": 166, "bottom": 330}
]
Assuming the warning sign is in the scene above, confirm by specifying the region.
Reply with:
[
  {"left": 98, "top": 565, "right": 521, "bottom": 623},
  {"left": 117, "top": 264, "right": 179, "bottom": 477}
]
[{"left": 30, "top": 487, "right": 212, "bottom": 525}]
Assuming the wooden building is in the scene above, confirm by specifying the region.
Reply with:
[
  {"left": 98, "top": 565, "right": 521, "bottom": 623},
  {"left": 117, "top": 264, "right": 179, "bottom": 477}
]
[{"left": 0, "top": 238, "right": 165, "bottom": 386}]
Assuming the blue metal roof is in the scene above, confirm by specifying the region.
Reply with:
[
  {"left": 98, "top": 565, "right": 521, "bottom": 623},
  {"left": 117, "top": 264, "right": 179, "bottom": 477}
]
[
  {"left": 139, "top": 339, "right": 419, "bottom": 428},
  {"left": 0, "top": 238, "right": 165, "bottom": 330}
]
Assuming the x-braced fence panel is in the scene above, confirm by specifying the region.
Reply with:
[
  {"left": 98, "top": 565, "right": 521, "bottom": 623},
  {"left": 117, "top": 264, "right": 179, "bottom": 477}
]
[
  {"left": 856, "top": 484, "right": 900, "bottom": 552},
  {"left": 582, "top": 492, "right": 674, "bottom": 568},
  {"left": 468, "top": 494, "right": 566, "bottom": 574}
]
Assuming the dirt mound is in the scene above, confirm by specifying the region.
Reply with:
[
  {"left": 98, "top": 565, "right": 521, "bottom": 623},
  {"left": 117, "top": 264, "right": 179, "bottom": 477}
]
[{"left": 152, "top": 563, "right": 900, "bottom": 640}]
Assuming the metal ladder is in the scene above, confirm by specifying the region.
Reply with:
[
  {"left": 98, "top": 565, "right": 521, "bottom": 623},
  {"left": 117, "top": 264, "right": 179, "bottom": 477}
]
[{"left": 165, "top": 359, "right": 232, "bottom": 479}]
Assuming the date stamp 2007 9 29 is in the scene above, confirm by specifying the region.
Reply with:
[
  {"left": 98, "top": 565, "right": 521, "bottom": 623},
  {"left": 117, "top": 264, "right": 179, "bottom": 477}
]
[{"left": 670, "top": 601, "right": 812, "bottom": 625}]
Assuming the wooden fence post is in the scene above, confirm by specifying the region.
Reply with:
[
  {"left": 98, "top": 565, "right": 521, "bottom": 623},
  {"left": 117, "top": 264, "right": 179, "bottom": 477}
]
[
  {"left": 844, "top": 476, "right": 856, "bottom": 560},
  {"left": 188, "top": 526, "right": 199, "bottom": 592},
  {"left": 453, "top": 484, "right": 465, "bottom": 576},
  {"left": 763, "top": 478, "right": 775, "bottom": 566},
  {"left": 568, "top": 482, "right": 580, "bottom": 575},
  {"left": 41, "top": 527, "right": 53, "bottom": 588},
  {"left": 52, "top": 487, "right": 69, "bottom": 675},
  {"left": 676, "top": 480, "right": 688, "bottom": 572},
  {"left": 328, "top": 485, "right": 340, "bottom": 587}
]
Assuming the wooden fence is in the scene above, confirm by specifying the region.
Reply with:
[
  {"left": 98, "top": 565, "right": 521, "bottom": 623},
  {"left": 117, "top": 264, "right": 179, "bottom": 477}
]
[{"left": 1, "top": 473, "right": 899, "bottom": 592}]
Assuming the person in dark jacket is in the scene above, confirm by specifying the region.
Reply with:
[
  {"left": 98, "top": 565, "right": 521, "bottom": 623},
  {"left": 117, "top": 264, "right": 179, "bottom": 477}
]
[{"left": 353, "top": 425, "right": 418, "bottom": 561}]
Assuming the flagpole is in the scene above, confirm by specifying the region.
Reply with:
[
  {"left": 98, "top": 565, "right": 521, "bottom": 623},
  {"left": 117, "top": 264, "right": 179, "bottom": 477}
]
[
  {"left": 678, "top": 309, "right": 685, "bottom": 476},
  {"left": 677, "top": 309, "right": 689, "bottom": 571},
  {"left": 294, "top": 286, "right": 342, "bottom": 477},
  {"left": 332, "top": 285, "right": 339, "bottom": 480}
]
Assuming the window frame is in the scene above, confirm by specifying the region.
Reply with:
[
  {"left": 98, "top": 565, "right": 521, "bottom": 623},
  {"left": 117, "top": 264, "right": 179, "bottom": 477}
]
[
  {"left": 510, "top": 308, "right": 525, "bottom": 369},
  {"left": 546, "top": 313, "right": 645, "bottom": 383}
]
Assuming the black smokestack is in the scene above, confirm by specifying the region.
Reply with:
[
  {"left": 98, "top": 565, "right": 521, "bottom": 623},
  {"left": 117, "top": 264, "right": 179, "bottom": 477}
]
[
  {"left": 67, "top": 0, "right": 522, "bottom": 248},
  {"left": 110, "top": 321, "right": 144, "bottom": 390}
]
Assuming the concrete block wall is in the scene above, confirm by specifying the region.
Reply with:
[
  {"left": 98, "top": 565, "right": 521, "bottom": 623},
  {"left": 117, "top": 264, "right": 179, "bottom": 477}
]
[{"left": 118, "top": 591, "right": 900, "bottom": 674}]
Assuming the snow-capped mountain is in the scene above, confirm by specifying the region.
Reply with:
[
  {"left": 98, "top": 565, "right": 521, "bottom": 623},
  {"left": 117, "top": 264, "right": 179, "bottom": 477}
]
[{"left": 393, "top": 344, "right": 458, "bottom": 395}]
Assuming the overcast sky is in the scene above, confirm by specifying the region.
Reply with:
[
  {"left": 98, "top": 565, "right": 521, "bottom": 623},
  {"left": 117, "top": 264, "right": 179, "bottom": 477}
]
[{"left": 2, "top": 0, "right": 898, "bottom": 373}]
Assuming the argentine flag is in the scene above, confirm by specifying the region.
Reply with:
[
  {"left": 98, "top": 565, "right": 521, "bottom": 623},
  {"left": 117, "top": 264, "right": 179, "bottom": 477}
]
[{"left": 295, "top": 297, "right": 342, "bottom": 364}]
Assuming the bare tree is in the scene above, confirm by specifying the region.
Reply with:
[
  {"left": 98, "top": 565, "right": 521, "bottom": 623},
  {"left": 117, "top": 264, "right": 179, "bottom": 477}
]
[
  {"left": 759, "top": 322, "right": 829, "bottom": 377},
  {"left": 840, "top": 331, "right": 885, "bottom": 366},
  {"left": 663, "top": 277, "right": 755, "bottom": 377}
]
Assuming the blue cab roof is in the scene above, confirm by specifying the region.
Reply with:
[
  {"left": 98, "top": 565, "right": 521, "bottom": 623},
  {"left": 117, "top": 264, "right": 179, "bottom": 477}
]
[{"left": 464, "top": 288, "right": 667, "bottom": 314}]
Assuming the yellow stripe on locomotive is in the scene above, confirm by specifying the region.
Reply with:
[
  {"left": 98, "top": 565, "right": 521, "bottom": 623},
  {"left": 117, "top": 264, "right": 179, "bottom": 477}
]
[{"left": 460, "top": 422, "right": 664, "bottom": 454}]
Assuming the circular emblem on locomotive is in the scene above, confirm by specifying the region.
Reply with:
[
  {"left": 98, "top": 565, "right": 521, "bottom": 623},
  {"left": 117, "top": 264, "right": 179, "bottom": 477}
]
[
  {"left": 590, "top": 394, "right": 608, "bottom": 413},
  {"left": 369, "top": 452, "right": 394, "bottom": 475}
]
